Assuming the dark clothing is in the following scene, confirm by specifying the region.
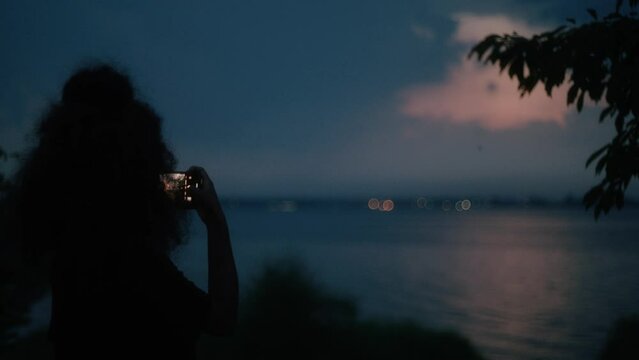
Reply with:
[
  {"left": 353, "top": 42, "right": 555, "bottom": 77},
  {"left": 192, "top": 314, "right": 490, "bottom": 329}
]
[{"left": 49, "top": 246, "right": 209, "bottom": 360}]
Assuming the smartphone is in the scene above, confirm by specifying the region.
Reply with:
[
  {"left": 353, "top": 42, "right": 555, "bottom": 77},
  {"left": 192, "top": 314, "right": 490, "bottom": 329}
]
[{"left": 159, "top": 171, "right": 201, "bottom": 207}]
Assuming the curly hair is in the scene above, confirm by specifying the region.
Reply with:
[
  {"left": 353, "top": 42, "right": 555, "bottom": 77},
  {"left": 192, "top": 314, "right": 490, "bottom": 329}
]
[{"left": 15, "top": 64, "right": 187, "bottom": 262}]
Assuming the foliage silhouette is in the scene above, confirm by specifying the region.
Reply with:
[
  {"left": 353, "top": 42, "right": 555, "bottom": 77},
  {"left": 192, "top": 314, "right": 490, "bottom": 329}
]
[
  {"left": 599, "top": 315, "right": 639, "bottom": 359},
  {"left": 469, "top": 0, "right": 639, "bottom": 219}
]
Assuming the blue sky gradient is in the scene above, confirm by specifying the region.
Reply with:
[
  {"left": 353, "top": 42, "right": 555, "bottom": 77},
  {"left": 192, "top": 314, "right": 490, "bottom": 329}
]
[{"left": 2, "top": 0, "right": 633, "bottom": 198}]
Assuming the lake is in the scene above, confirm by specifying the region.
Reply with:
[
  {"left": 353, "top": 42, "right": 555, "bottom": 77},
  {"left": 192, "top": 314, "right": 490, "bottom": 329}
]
[{"left": 22, "top": 201, "right": 639, "bottom": 360}]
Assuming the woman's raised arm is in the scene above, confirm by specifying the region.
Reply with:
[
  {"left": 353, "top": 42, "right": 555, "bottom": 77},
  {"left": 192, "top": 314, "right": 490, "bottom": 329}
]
[{"left": 189, "top": 166, "right": 239, "bottom": 336}]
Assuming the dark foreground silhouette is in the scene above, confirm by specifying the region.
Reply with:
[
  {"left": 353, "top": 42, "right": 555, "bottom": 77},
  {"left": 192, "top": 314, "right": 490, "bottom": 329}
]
[{"left": 2, "top": 260, "right": 486, "bottom": 360}]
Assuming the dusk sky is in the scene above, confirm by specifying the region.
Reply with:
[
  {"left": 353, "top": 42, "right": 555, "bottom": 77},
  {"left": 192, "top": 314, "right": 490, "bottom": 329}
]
[{"left": 2, "top": 0, "right": 635, "bottom": 198}]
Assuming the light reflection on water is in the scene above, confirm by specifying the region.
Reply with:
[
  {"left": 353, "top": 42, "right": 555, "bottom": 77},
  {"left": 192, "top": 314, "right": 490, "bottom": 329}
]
[{"left": 400, "top": 213, "right": 578, "bottom": 360}]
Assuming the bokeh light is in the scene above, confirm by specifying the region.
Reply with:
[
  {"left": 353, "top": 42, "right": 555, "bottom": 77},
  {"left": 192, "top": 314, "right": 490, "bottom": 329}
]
[
  {"left": 368, "top": 198, "right": 380, "bottom": 210},
  {"left": 461, "top": 199, "right": 472, "bottom": 211},
  {"left": 382, "top": 199, "right": 394, "bottom": 212}
]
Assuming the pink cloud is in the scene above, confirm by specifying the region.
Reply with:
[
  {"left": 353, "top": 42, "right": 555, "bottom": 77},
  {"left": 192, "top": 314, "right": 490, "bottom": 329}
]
[
  {"left": 401, "top": 13, "right": 569, "bottom": 131},
  {"left": 400, "top": 59, "right": 569, "bottom": 130}
]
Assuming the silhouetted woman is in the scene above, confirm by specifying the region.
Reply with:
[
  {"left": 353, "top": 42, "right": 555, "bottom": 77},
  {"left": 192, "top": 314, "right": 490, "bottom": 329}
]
[{"left": 14, "top": 65, "right": 238, "bottom": 359}]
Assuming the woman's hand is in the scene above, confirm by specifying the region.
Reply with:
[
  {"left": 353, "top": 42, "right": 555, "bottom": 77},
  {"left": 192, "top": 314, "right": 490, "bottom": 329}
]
[{"left": 187, "top": 166, "right": 226, "bottom": 228}]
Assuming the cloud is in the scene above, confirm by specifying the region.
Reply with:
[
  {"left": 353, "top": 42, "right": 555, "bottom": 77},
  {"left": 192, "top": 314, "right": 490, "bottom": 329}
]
[
  {"left": 400, "top": 58, "right": 569, "bottom": 130},
  {"left": 411, "top": 24, "right": 435, "bottom": 41},
  {"left": 399, "top": 13, "right": 569, "bottom": 131}
]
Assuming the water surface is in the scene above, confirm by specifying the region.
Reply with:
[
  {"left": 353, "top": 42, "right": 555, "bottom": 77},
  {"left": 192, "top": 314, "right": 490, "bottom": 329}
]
[{"left": 172, "top": 205, "right": 639, "bottom": 360}]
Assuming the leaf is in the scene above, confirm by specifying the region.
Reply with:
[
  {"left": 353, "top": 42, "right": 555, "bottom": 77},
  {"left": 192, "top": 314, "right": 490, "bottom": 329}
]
[
  {"left": 615, "top": 114, "right": 624, "bottom": 133},
  {"left": 576, "top": 91, "right": 585, "bottom": 112},
  {"left": 595, "top": 156, "right": 607, "bottom": 174},
  {"left": 468, "top": 35, "right": 500, "bottom": 60},
  {"left": 567, "top": 84, "right": 579, "bottom": 105},
  {"left": 486, "top": 43, "right": 504, "bottom": 65},
  {"left": 544, "top": 81, "right": 554, "bottom": 96},
  {"left": 616, "top": 190, "right": 625, "bottom": 209},
  {"left": 508, "top": 57, "right": 524, "bottom": 80},
  {"left": 599, "top": 106, "right": 614, "bottom": 122},
  {"left": 583, "top": 184, "right": 604, "bottom": 217},
  {"left": 586, "top": 144, "right": 609, "bottom": 167},
  {"left": 521, "top": 75, "right": 538, "bottom": 94},
  {"left": 587, "top": 8, "right": 598, "bottom": 20}
]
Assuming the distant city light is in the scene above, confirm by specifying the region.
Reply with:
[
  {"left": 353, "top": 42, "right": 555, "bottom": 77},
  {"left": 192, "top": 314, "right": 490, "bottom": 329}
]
[
  {"left": 368, "top": 198, "right": 380, "bottom": 210},
  {"left": 268, "top": 200, "right": 298, "bottom": 213},
  {"left": 279, "top": 201, "right": 298, "bottom": 212},
  {"left": 382, "top": 199, "right": 394, "bottom": 212},
  {"left": 454, "top": 199, "right": 472, "bottom": 212},
  {"left": 461, "top": 199, "right": 472, "bottom": 211},
  {"left": 368, "top": 198, "right": 394, "bottom": 212}
]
